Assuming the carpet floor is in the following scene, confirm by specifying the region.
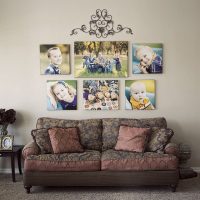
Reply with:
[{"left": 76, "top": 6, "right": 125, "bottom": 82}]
[{"left": 0, "top": 174, "right": 199, "bottom": 200}]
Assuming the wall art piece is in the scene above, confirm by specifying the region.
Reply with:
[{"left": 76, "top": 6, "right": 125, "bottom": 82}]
[
  {"left": 125, "top": 80, "right": 155, "bottom": 110},
  {"left": 47, "top": 80, "right": 77, "bottom": 110},
  {"left": 70, "top": 9, "right": 133, "bottom": 38},
  {"left": 74, "top": 41, "right": 128, "bottom": 78},
  {"left": 132, "top": 43, "right": 163, "bottom": 74},
  {"left": 83, "top": 80, "right": 119, "bottom": 110},
  {"left": 40, "top": 44, "right": 70, "bottom": 75}
]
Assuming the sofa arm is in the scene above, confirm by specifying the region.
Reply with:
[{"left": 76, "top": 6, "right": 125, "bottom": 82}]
[
  {"left": 22, "top": 141, "right": 40, "bottom": 159},
  {"left": 164, "top": 143, "right": 180, "bottom": 157}
]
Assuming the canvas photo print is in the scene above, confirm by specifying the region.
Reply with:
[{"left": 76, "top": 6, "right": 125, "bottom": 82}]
[
  {"left": 74, "top": 41, "right": 128, "bottom": 78},
  {"left": 40, "top": 44, "right": 70, "bottom": 75},
  {"left": 132, "top": 43, "right": 163, "bottom": 74},
  {"left": 125, "top": 80, "right": 155, "bottom": 110},
  {"left": 83, "top": 80, "right": 119, "bottom": 110},
  {"left": 47, "top": 80, "right": 77, "bottom": 110}
]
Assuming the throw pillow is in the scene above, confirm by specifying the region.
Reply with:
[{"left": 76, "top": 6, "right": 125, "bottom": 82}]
[
  {"left": 48, "top": 127, "right": 84, "bottom": 154},
  {"left": 114, "top": 126, "right": 151, "bottom": 152},
  {"left": 146, "top": 127, "right": 174, "bottom": 153},
  {"left": 31, "top": 128, "right": 53, "bottom": 154}
]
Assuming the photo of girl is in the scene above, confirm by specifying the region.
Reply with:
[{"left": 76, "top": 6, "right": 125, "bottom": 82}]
[
  {"left": 47, "top": 80, "right": 77, "bottom": 110},
  {"left": 125, "top": 80, "right": 155, "bottom": 110},
  {"left": 83, "top": 80, "right": 119, "bottom": 110}
]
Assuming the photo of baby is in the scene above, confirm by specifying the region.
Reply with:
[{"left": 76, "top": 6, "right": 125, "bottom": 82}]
[
  {"left": 132, "top": 43, "right": 163, "bottom": 74},
  {"left": 125, "top": 80, "right": 155, "bottom": 110},
  {"left": 40, "top": 44, "right": 70, "bottom": 75},
  {"left": 47, "top": 80, "right": 77, "bottom": 110},
  {"left": 83, "top": 80, "right": 119, "bottom": 110}
]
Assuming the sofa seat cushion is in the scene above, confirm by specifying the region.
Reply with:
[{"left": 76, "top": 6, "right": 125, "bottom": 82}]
[
  {"left": 101, "top": 149, "right": 178, "bottom": 171},
  {"left": 24, "top": 150, "right": 101, "bottom": 172}
]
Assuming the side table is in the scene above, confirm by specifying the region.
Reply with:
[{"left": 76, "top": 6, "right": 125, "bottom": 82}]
[{"left": 0, "top": 145, "right": 24, "bottom": 182}]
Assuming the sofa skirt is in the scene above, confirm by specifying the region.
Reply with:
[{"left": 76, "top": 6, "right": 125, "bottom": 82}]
[{"left": 23, "top": 170, "right": 179, "bottom": 187}]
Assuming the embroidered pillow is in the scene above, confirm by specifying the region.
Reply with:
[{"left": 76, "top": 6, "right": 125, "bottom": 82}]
[
  {"left": 48, "top": 127, "right": 84, "bottom": 154},
  {"left": 115, "top": 126, "right": 151, "bottom": 152},
  {"left": 147, "top": 127, "right": 174, "bottom": 153},
  {"left": 31, "top": 128, "right": 53, "bottom": 154}
]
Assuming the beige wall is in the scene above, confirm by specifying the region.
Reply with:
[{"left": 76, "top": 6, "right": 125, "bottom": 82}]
[{"left": 0, "top": 0, "right": 199, "bottom": 169}]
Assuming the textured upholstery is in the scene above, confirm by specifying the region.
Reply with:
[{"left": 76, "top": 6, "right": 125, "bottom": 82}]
[
  {"left": 31, "top": 128, "right": 53, "bottom": 154},
  {"left": 115, "top": 126, "right": 151, "bottom": 152},
  {"left": 102, "top": 117, "right": 167, "bottom": 151},
  {"left": 24, "top": 150, "right": 101, "bottom": 172},
  {"left": 48, "top": 127, "right": 84, "bottom": 154},
  {"left": 101, "top": 149, "right": 178, "bottom": 171},
  {"left": 147, "top": 127, "right": 174, "bottom": 153},
  {"left": 22, "top": 141, "right": 40, "bottom": 159}
]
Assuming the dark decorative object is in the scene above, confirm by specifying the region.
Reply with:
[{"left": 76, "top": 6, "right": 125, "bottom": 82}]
[
  {"left": 0, "top": 109, "right": 16, "bottom": 135},
  {"left": 70, "top": 9, "right": 133, "bottom": 38}
]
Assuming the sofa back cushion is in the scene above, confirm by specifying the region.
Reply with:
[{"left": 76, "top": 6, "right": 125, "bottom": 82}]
[
  {"left": 48, "top": 127, "right": 84, "bottom": 154},
  {"left": 36, "top": 117, "right": 102, "bottom": 151},
  {"left": 36, "top": 118, "right": 78, "bottom": 129},
  {"left": 115, "top": 126, "right": 151, "bottom": 152},
  {"left": 77, "top": 119, "right": 102, "bottom": 151},
  {"left": 102, "top": 117, "right": 167, "bottom": 151}
]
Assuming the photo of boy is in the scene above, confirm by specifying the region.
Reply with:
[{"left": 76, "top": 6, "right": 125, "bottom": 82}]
[
  {"left": 132, "top": 43, "right": 163, "bottom": 74},
  {"left": 40, "top": 44, "right": 70, "bottom": 75},
  {"left": 45, "top": 47, "right": 62, "bottom": 74},
  {"left": 125, "top": 80, "right": 155, "bottom": 110},
  {"left": 47, "top": 80, "right": 77, "bottom": 110}
]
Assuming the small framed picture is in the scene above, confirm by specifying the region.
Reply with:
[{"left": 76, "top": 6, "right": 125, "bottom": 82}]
[{"left": 0, "top": 135, "right": 14, "bottom": 151}]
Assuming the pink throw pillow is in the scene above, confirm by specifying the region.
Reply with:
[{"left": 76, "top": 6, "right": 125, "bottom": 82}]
[
  {"left": 48, "top": 127, "right": 84, "bottom": 154},
  {"left": 115, "top": 126, "right": 151, "bottom": 152}
]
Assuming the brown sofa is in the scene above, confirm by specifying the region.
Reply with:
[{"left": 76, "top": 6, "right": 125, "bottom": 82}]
[{"left": 23, "top": 117, "right": 181, "bottom": 193}]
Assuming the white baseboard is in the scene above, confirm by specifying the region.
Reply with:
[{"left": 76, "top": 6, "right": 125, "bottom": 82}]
[{"left": 0, "top": 168, "right": 22, "bottom": 174}]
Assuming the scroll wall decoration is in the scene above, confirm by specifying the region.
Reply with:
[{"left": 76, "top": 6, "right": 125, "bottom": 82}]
[{"left": 70, "top": 9, "right": 133, "bottom": 38}]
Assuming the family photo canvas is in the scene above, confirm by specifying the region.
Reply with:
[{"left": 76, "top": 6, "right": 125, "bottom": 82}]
[
  {"left": 47, "top": 80, "right": 77, "bottom": 110},
  {"left": 74, "top": 41, "right": 128, "bottom": 78},
  {"left": 83, "top": 80, "right": 119, "bottom": 110},
  {"left": 132, "top": 43, "right": 163, "bottom": 74},
  {"left": 125, "top": 80, "right": 156, "bottom": 110},
  {"left": 40, "top": 44, "right": 70, "bottom": 75}
]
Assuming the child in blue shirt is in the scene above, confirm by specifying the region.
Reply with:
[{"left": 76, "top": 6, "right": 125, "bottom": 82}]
[{"left": 45, "top": 47, "right": 62, "bottom": 75}]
